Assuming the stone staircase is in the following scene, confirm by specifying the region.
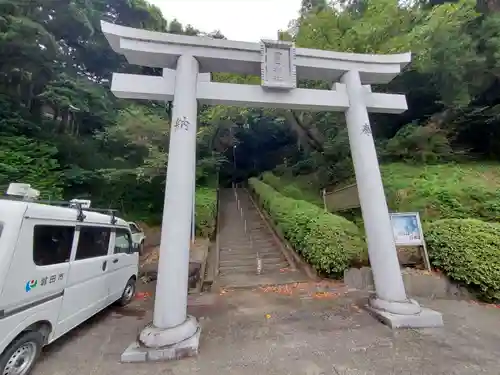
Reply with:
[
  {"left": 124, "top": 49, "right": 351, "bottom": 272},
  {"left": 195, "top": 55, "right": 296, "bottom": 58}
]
[{"left": 216, "top": 187, "right": 308, "bottom": 288}]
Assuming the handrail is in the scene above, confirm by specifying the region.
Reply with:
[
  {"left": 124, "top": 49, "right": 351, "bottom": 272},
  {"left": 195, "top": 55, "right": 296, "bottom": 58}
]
[
  {"left": 232, "top": 184, "right": 261, "bottom": 275},
  {"left": 214, "top": 186, "right": 222, "bottom": 276}
]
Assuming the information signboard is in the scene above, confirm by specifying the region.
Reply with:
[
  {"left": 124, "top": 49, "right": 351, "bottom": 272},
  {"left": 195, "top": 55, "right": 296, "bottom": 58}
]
[
  {"left": 390, "top": 212, "right": 431, "bottom": 270},
  {"left": 390, "top": 212, "right": 423, "bottom": 246}
]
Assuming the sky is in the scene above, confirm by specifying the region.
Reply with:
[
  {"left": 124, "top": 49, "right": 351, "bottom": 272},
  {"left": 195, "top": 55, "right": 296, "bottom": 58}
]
[{"left": 148, "top": 0, "right": 302, "bottom": 42}]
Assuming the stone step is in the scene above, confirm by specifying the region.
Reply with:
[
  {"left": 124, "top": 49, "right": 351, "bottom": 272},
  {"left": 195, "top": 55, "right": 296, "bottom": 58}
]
[
  {"left": 219, "top": 241, "right": 253, "bottom": 247},
  {"left": 219, "top": 262, "right": 289, "bottom": 275},
  {"left": 220, "top": 254, "right": 281, "bottom": 262},
  {"left": 248, "top": 237, "right": 276, "bottom": 243},
  {"left": 247, "top": 226, "right": 268, "bottom": 231},
  {"left": 217, "top": 271, "right": 309, "bottom": 289},
  {"left": 220, "top": 242, "right": 276, "bottom": 249},
  {"left": 220, "top": 251, "right": 284, "bottom": 260},
  {"left": 219, "top": 260, "right": 283, "bottom": 268},
  {"left": 219, "top": 248, "right": 280, "bottom": 257},
  {"left": 216, "top": 188, "right": 296, "bottom": 286},
  {"left": 219, "top": 258, "right": 288, "bottom": 268},
  {"left": 220, "top": 257, "right": 285, "bottom": 267},
  {"left": 219, "top": 230, "right": 248, "bottom": 236},
  {"left": 222, "top": 235, "right": 275, "bottom": 242},
  {"left": 220, "top": 242, "right": 277, "bottom": 251}
]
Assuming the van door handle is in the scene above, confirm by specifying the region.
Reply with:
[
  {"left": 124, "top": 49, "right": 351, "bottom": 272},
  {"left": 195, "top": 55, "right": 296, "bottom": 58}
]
[
  {"left": 112, "top": 259, "right": 119, "bottom": 264},
  {"left": 102, "top": 261, "right": 107, "bottom": 271}
]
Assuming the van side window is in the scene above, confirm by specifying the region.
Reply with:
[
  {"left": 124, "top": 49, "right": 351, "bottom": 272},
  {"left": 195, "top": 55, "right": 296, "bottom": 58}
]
[
  {"left": 129, "top": 223, "right": 140, "bottom": 234},
  {"left": 115, "top": 229, "right": 132, "bottom": 254},
  {"left": 33, "top": 225, "right": 75, "bottom": 266},
  {"left": 75, "top": 227, "right": 111, "bottom": 260}
]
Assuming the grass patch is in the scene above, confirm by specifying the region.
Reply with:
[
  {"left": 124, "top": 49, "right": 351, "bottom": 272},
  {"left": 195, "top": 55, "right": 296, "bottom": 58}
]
[
  {"left": 382, "top": 162, "right": 500, "bottom": 222},
  {"left": 195, "top": 187, "right": 217, "bottom": 238}
]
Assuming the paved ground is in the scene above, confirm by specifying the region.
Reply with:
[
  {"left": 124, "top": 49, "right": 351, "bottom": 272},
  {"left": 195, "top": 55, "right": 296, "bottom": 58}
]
[{"left": 33, "top": 281, "right": 500, "bottom": 375}]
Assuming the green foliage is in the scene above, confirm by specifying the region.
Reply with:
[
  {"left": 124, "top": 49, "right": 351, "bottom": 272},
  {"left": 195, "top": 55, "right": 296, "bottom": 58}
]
[
  {"left": 261, "top": 172, "right": 323, "bottom": 206},
  {"left": 224, "top": 0, "right": 500, "bottom": 193},
  {"left": 0, "top": 1, "right": 224, "bottom": 225},
  {"left": 426, "top": 219, "right": 500, "bottom": 302},
  {"left": 381, "top": 163, "right": 500, "bottom": 221},
  {"left": 261, "top": 172, "right": 283, "bottom": 191},
  {"left": 73, "top": 175, "right": 217, "bottom": 238},
  {"left": 381, "top": 124, "right": 454, "bottom": 163},
  {"left": 0, "top": 135, "right": 63, "bottom": 199},
  {"left": 195, "top": 187, "right": 217, "bottom": 238},
  {"left": 249, "top": 178, "right": 366, "bottom": 277},
  {"left": 3, "top": 0, "right": 500, "bottom": 258}
]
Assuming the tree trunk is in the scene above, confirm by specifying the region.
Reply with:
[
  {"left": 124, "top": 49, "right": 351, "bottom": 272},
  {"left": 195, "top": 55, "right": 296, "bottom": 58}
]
[
  {"left": 477, "top": 0, "right": 500, "bottom": 13},
  {"left": 283, "top": 110, "right": 324, "bottom": 152}
]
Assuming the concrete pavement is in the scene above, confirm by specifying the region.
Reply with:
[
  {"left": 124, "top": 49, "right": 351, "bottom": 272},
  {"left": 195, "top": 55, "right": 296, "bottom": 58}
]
[{"left": 34, "top": 281, "right": 500, "bottom": 375}]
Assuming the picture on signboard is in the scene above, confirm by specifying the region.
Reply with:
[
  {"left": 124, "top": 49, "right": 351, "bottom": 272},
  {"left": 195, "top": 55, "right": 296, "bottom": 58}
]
[{"left": 390, "top": 212, "right": 423, "bottom": 246}]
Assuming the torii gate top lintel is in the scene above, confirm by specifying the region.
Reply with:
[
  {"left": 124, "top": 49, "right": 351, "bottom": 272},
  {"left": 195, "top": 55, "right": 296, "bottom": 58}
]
[{"left": 101, "top": 21, "right": 410, "bottom": 85}]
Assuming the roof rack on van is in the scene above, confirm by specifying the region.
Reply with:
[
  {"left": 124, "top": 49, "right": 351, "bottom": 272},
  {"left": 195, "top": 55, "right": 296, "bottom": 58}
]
[
  {"left": 32, "top": 200, "right": 120, "bottom": 224},
  {"left": 82, "top": 207, "right": 119, "bottom": 225},
  {"left": 3, "top": 184, "right": 120, "bottom": 224}
]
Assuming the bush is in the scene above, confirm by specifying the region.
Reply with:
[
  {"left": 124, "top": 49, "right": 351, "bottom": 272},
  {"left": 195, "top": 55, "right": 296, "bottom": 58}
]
[
  {"left": 381, "top": 123, "right": 453, "bottom": 164},
  {"left": 0, "top": 135, "right": 63, "bottom": 199},
  {"left": 261, "top": 171, "right": 323, "bottom": 207},
  {"left": 195, "top": 187, "right": 217, "bottom": 238},
  {"left": 249, "top": 178, "right": 366, "bottom": 277},
  {"left": 382, "top": 163, "right": 500, "bottom": 222},
  {"left": 261, "top": 171, "right": 282, "bottom": 189},
  {"left": 426, "top": 218, "right": 500, "bottom": 302}
]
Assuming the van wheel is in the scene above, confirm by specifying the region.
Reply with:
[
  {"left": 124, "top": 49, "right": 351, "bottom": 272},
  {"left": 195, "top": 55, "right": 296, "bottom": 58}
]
[
  {"left": 118, "top": 278, "right": 136, "bottom": 306},
  {"left": 0, "top": 331, "right": 43, "bottom": 375}
]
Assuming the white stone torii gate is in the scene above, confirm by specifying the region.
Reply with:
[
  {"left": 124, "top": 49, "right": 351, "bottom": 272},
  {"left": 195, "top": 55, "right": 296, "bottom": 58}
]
[{"left": 101, "top": 21, "right": 443, "bottom": 362}]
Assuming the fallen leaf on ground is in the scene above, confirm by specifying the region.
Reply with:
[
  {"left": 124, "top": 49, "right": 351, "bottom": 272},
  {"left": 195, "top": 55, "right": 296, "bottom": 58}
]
[
  {"left": 135, "top": 292, "right": 151, "bottom": 300},
  {"left": 351, "top": 304, "right": 361, "bottom": 312},
  {"left": 313, "top": 291, "right": 340, "bottom": 299}
]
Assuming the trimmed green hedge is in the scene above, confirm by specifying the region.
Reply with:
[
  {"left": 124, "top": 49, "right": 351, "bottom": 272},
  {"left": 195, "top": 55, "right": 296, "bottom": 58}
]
[
  {"left": 249, "top": 178, "right": 366, "bottom": 277},
  {"left": 195, "top": 187, "right": 217, "bottom": 238},
  {"left": 261, "top": 172, "right": 323, "bottom": 207},
  {"left": 426, "top": 218, "right": 500, "bottom": 302}
]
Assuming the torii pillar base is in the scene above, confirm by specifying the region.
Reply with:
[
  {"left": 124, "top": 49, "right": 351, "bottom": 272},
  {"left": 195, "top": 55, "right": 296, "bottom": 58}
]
[
  {"left": 366, "top": 298, "right": 443, "bottom": 329},
  {"left": 121, "top": 316, "right": 201, "bottom": 363}
]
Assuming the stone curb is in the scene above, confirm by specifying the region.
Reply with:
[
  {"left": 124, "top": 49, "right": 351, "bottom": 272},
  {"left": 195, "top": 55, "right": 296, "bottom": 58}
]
[{"left": 344, "top": 267, "right": 473, "bottom": 300}]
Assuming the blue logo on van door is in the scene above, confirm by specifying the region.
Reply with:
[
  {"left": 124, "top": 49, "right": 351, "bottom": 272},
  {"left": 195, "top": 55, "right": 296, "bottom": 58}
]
[
  {"left": 25, "top": 274, "right": 64, "bottom": 292},
  {"left": 25, "top": 279, "right": 38, "bottom": 292}
]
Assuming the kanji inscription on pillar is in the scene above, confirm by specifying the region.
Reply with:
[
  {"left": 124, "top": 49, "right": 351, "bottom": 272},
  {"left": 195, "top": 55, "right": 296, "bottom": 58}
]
[
  {"left": 174, "top": 116, "right": 190, "bottom": 131},
  {"left": 361, "top": 123, "right": 372, "bottom": 136},
  {"left": 260, "top": 39, "right": 297, "bottom": 90}
]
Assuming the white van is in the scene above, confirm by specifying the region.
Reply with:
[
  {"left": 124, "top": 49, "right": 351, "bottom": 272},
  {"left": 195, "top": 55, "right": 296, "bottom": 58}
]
[{"left": 0, "top": 185, "right": 139, "bottom": 375}]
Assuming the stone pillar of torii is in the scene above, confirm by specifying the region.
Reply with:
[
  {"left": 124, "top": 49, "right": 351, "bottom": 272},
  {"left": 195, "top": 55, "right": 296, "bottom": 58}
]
[{"left": 101, "top": 21, "right": 443, "bottom": 362}]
